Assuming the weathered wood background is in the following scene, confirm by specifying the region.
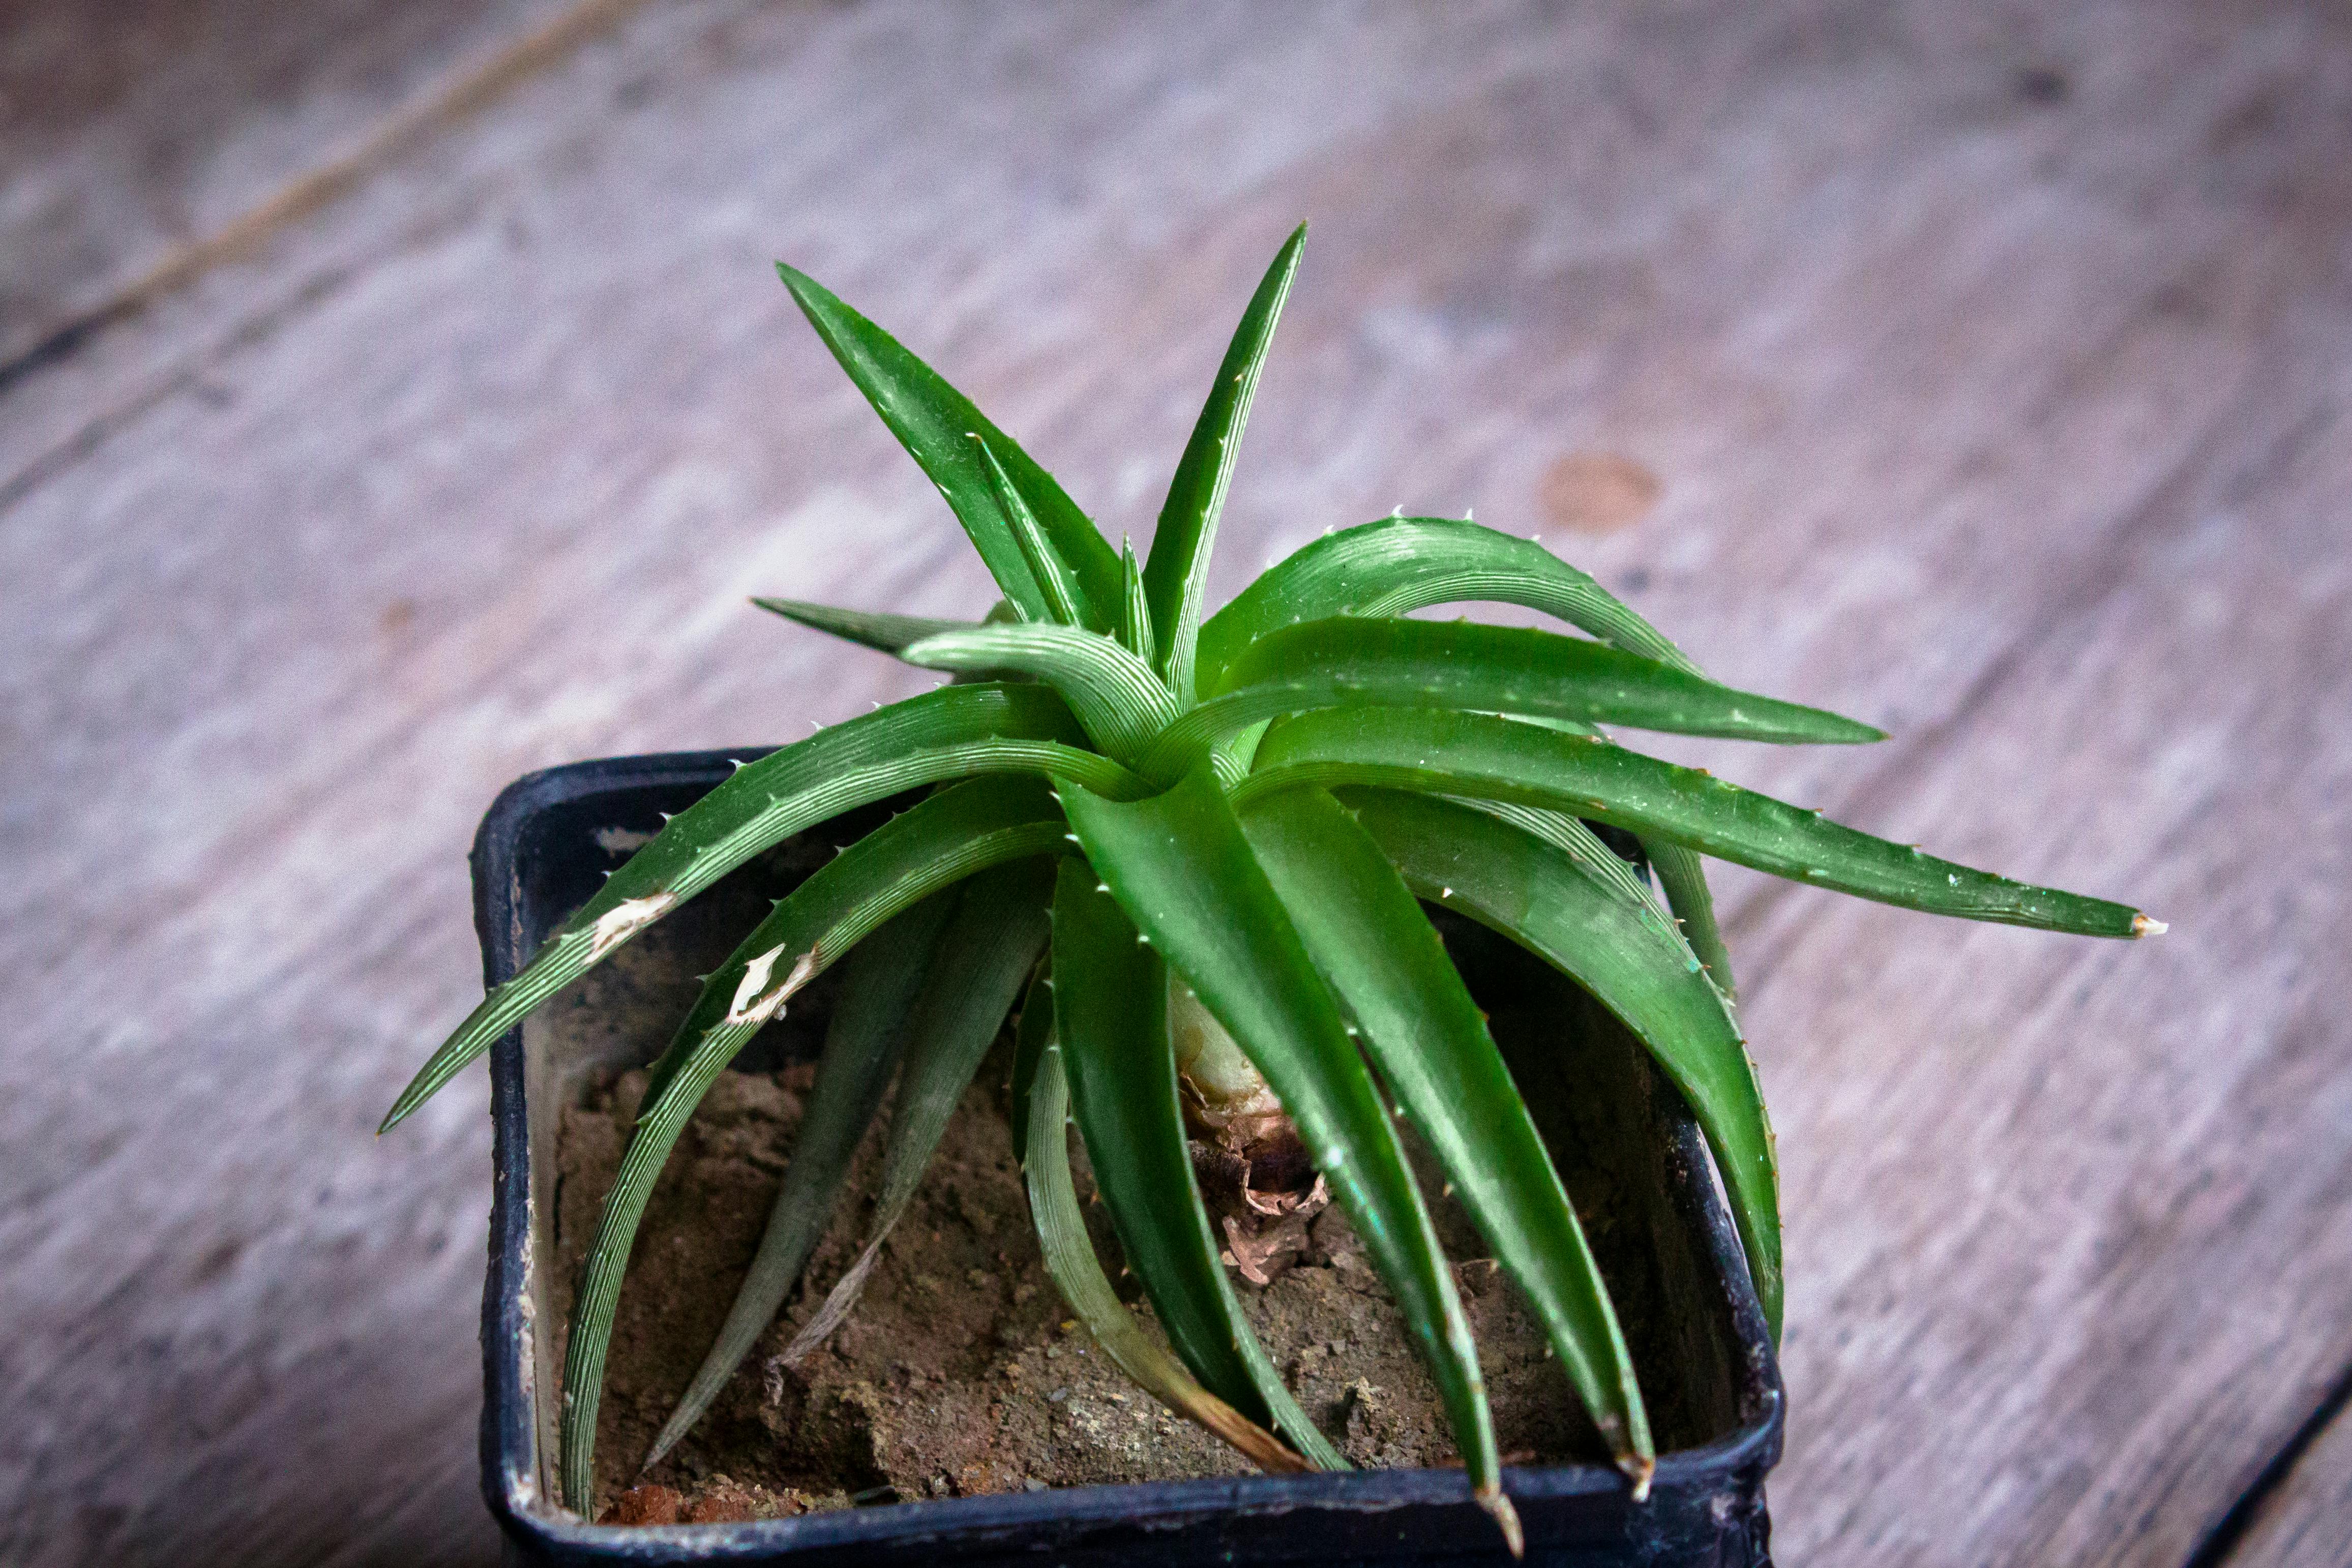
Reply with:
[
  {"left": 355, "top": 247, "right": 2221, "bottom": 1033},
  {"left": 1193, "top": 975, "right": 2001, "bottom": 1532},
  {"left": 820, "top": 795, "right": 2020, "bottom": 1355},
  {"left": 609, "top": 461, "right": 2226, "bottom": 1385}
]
[{"left": 6, "top": 2, "right": 2348, "bottom": 1563}]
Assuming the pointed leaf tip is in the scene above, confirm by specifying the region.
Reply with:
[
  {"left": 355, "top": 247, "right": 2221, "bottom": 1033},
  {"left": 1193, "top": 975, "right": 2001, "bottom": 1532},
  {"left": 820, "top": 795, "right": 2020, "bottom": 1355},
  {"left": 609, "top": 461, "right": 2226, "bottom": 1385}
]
[{"left": 2132, "top": 914, "right": 2167, "bottom": 937}]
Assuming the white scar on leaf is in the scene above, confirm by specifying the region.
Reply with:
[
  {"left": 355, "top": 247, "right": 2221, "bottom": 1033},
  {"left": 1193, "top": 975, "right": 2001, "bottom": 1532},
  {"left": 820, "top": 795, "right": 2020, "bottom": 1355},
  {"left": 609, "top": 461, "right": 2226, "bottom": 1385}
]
[
  {"left": 723, "top": 946, "right": 818, "bottom": 1027},
  {"left": 585, "top": 891, "right": 676, "bottom": 961}
]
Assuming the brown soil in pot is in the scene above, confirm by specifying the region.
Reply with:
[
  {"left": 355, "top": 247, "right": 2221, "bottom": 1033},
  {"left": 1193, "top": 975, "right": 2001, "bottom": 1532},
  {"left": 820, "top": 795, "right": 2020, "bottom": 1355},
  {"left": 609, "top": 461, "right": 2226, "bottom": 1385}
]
[{"left": 544, "top": 871, "right": 1729, "bottom": 1525}]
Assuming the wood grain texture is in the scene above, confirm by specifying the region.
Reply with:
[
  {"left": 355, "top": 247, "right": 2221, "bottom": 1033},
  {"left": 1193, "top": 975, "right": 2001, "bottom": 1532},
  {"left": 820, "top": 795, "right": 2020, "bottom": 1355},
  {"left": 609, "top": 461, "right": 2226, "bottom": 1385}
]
[
  {"left": 2226, "top": 1397, "right": 2352, "bottom": 1568},
  {"left": 3, "top": 2, "right": 2348, "bottom": 1564},
  {"left": 0, "top": 0, "right": 593, "bottom": 371}
]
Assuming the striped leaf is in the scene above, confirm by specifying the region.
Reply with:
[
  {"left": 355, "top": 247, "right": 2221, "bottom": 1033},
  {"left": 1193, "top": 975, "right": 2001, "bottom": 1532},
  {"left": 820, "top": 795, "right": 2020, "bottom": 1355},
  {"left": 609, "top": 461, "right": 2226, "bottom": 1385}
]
[
  {"left": 1145, "top": 616, "right": 1881, "bottom": 778},
  {"left": 1049, "top": 857, "right": 1345, "bottom": 1469},
  {"left": 1197, "top": 515, "right": 1703, "bottom": 694},
  {"left": 1142, "top": 224, "right": 1305, "bottom": 702},
  {"left": 1337, "top": 786, "right": 1783, "bottom": 1339},
  {"left": 778, "top": 264, "right": 1120, "bottom": 627},
  {"left": 1243, "top": 707, "right": 2154, "bottom": 938},
  {"left": 642, "top": 893, "right": 958, "bottom": 1469},
  {"left": 1238, "top": 786, "right": 1654, "bottom": 1487},
  {"left": 1024, "top": 1038, "right": 1308, "bottom": 1472},
  {"left": 383, "top": 684, "right": 1133, "bottom": 1132},
  {"left": 1059, "top": 765, "right": 1520, "bottom": 1551},
  {"left": 780, "top": 859, "right": 1054, "bottom": 1362},
  {"left": 558, "top": 776, "right": 1070, "bottom": 1510},
  {"left": 903, "top": 624, "right": 1178, "bottom": 769}
]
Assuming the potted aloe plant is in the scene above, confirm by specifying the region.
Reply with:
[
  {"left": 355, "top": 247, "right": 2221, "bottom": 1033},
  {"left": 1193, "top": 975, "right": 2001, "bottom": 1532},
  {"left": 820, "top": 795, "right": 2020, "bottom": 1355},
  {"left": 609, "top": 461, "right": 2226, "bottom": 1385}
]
[{"left": 386, "top": 226, "right": 2157, "bottom": 1565}]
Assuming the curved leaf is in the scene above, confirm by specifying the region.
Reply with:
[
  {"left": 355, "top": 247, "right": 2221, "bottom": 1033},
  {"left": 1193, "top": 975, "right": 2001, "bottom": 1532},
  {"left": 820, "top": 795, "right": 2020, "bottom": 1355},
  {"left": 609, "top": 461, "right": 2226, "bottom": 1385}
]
[
  {"left": 1024, "top": 1038, "right": 1308, "bottom": 1473},
  {"left": 558, "top": 776, "right": 1070, "bottom": 1510},
  {"left": 1336, "top": 786, "right": 1782, "bottom": 1340},
  {"left": 781, "top": 859, "right": 1055, "bottom": 1363},
  {"left": 643, "top": 893, "right": 958, "bottom": 1469},
  {"left": 752, "top": 596, "right": 977, "bottom": 656},
  {"left": 903, "top": 624, "right": 1178, "bottom": 768},
  {"left": 1198, "top": 515, "right": 1703, "bottom": 693},
  {"left": 1049, "top": 857, "right": 1345, "bottom": 1469},
  {"left": 1143, "top": 224, "right": 1305, "bottom": 702},
  {"left": 778, "top": 264, "right": 1120, "bottom": 627},
  {"left": 1059, "top": 765, "right": 1519, "bottom": 1549},
  {"left": 1145, "top": 615, "right": 1881, "bottom": 777},
  {"left": 383, "top": 685, "right": 1136, "bottom": 1132},
  {"left": 1007, "top": 959, "right": 1056, "bottom": 1177},
  {"left": 1238, "top": 787, "right": 1653, "bottom": 1484},
  {"left": 1242, "top": 708, "right": 2154, "bottom": 937}
]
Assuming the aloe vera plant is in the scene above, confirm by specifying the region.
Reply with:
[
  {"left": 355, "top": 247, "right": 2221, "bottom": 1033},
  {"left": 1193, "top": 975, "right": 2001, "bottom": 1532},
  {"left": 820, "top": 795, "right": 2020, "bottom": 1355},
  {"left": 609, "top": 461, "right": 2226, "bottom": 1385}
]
[{"left": 384, "top": 225, "right": 2158, "bottom": 1552}]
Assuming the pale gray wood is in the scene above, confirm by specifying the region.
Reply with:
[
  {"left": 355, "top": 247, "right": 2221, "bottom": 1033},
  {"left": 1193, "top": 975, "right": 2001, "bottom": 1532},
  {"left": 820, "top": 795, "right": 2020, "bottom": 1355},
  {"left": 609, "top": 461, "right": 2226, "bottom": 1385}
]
[
  {"left": 3, "top": 2, "right": 2348, "bottom": 1564},
  {"left": 0, "top": 0, "right": 587, "bottom": 370},
  {"left": 2228, "top": 1398, "right": 2352, "bottom": 1568}
]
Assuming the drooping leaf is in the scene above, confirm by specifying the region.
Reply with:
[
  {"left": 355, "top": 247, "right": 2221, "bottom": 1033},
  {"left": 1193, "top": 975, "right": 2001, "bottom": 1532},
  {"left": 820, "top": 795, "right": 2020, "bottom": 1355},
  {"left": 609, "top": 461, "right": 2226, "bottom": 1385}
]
[
  {"left": 1117, "top": 536, "right": 1157, "bottom": 669},
  {"left": 781, "top": 859, "right": 1056, "bottom": 1363},
  {"left": 976, "top": 435, "right": 1082, "bottom": 625},
  {"left": 383, "top": 685, "right": 1139, "bottom": 1132},
  {"left": 1336, "top": 786, "right": 1782, "bottom": 1338},
  {"left": 1237, "top": 787, "right": 1653, "bottom": 1485},
  {"left": 1144, "top": 616, "right": 1881, "bottom": 777},
  {"left": 1242, "top": 708, "right": 2155, "bottom": 938},
  {"left": 643, "top": 893, "right": 959, "bottom": 1469},
  {"left": 1023, "top": 1037, "right": 1308, "bottom": 1473},
  {"left": 1197, "top": 516, "right": 1705, "bottom": 694},
  {"left": 778, "top": 263, "right": 1120, "bottom": 627},
  {"left": 1049, "top": 857, "right": 1345, "bottom": 1469},
  {"left": 752, "top": 596, "right": 978, "bottom": 655},
  {"left": 902, "top": 624, "right": 1178, "bottom": 768},
  {"left": 558, "top": 776, "right": 1071, "bottom": 1510},
  {"left": 1003, "top": 948, "right": 1056, "bottom": 1159},
  {"left": 1142, "top": 223, "right": 1306, "bottom": 702},
  {"left": 1058, "top": 765, "right": 1519, "bottom": 1550}
]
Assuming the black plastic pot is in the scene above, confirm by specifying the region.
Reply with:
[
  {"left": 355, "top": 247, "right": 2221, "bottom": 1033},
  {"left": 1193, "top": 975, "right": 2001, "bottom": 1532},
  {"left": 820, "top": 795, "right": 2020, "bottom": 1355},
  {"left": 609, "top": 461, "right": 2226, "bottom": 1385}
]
[{"left": 472, "top": 750, "right": 1783, "bottom": 1566}]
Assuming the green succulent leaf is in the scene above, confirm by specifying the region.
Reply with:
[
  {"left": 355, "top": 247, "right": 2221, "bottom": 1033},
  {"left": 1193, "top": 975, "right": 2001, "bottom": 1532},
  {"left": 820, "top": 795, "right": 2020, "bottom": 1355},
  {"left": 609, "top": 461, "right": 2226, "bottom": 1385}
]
[
  {"left": 1145, "top": 616, "right": 1881, "bottom": 777},
  {"left": 903, "top": 624, "right": 1179, "bottom": 768},
  {"left": 1059, "top": 764, "right": 1519, "bottom": 1549},
  {"left": 752, "top": 596, "right": 977, "bottom": 655},
  {"left": 1007, "top": 960, "right": 1055, "bottom": 1168},
  {"left": 382, "top": 685, "right": 1137, "bottom": 1133},
  {"left": 643, "top": 893, "right": 958, "bottom": 1470},
  {"left": 1023, "top": 1037, "right": 1309, "bottom": 1473},
  {"left": 1049, "top": 857, "right": 1346, "bottom": 1469},
  {"left": 1646, "top": 840, "right": 1735, "bottom": 1001},
  {"left": 976, "top": 435, "right": 1084, "bottom": 626},
  {"left": 558, "top": 776, "right": 1071, "bottom": 1511},
  {"left": 781, "top": 858, "right": 1055, "bottom": 1362},
  {"left": 1197, "top": 515, "right": 1706, "bottom": 695},
  {"left": 1237, "top": 786, "right": 1654, "bottom": 1484},
  {"left": 1455, "top": 800, "right": 1683, "bottom": 948},
  {"left": 1244, "top": 708, "right": 2153, "bottom": 938},
  {"left": 1336, "top": 786, "right": 1782, "bottom": 1338},
  {"left": 777, "top": 263, "right": 1121, "bottom": 627},
  {"left": 1118, "top": 536, "right": 1157, "bottom": 668},
  {"left": 1143, "top": 223, "right": 1305, "bottom": 703}
]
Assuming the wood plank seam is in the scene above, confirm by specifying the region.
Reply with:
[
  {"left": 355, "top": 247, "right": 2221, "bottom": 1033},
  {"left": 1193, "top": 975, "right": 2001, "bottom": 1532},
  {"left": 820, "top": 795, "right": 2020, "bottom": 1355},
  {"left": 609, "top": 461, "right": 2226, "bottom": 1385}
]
[
  {"left": 2182, "top": 1352, "right": 2352, "bottom": 1568},
  {"left": 0, "top": 0, "right": 657, "bottom": 409}
]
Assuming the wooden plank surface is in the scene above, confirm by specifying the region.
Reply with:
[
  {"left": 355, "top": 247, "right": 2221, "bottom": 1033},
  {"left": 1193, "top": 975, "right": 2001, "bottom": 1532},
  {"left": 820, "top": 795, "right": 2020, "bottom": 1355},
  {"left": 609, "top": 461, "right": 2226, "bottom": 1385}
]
[
  {"left": 2225, "top": 1389, "right": 2352, "bottom": 1568},
  {"left": 5, "top": 2, "right": 2348, "bottom": 1564}
]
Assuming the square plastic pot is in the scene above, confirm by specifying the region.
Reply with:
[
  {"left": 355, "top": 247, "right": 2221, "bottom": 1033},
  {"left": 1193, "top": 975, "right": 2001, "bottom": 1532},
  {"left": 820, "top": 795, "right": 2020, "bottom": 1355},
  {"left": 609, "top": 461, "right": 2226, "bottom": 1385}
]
[{"left": 470, "top": 749, "right": 1784, "bottom": 1566}]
